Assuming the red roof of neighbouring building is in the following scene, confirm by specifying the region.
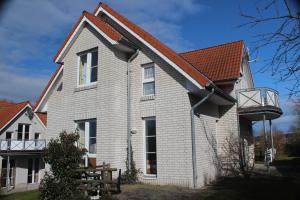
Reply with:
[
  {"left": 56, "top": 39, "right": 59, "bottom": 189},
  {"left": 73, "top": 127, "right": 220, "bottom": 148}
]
[
  {"left": 36, "top": 112, "right": 47, "bottom": 126},
  {"left": 179, "top": 40, "right": 244, "bottom": 82},
  {"left": 0, "top": 101, "right": 47, "bottom": 131},
  {"left": 0, "top": 101, "right": 30, "bottom": 130}
]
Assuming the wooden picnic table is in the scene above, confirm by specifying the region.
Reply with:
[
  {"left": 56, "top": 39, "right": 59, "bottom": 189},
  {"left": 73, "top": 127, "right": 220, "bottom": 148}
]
[{"left": 76, "top": 162, "right": 121, "bottom": 199}]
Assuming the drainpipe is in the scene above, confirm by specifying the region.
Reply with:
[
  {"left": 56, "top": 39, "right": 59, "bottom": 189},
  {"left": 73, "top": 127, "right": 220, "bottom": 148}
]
[
  {"left": 191, "top": 88, "right": 214, "bottom": 188},
  {"left": 127, "top": 49, "right": 139, "bottom": 171}
]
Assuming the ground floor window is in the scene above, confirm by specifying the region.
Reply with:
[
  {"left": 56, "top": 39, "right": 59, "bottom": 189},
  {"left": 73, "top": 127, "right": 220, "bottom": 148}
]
[
  {"left": 144, "top": 117, "right": 157, "bottom": 175},
  {"left": 76, "top": 119, "right": 97, "bottom": 154},
  {"left": 27, "top": 158, "right": 39, "bottom": 184},
  {"left": 0, "top": 159, "right": 15, "bottom": 187}
]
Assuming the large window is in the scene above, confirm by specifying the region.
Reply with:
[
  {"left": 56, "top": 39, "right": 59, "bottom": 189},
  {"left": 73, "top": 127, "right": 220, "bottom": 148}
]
[
  {"left": 144, "top": 117, "right": 157, "bottom": 175},
  {"left": 76, "top": 119, "right": 97, "bottom": 154},
  {"left": 78, "top": 50, "right": 98, "bottom": 86},
  {"left": 17, "top": 124, "right": 30, "bottom": 140},
  {"left": 142, "top": 63, "right": 155, "bottom": 96}
]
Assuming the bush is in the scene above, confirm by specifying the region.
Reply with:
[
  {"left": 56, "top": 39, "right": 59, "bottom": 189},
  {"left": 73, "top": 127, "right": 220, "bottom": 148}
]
[
  {"left": 39, "top": 131, "right": 87, "bottom": 200},
  {"left": 121, "top": 144, "right": 141, "bottom": 184}
]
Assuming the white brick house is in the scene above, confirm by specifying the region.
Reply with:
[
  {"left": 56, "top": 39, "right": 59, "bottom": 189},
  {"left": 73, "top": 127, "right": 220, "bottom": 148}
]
[
  {"left": 34, "top": 2, "right": 282, "bottom": 188},
  {"left": 0, "top": 101, "right": 46, "bottom": 191}
]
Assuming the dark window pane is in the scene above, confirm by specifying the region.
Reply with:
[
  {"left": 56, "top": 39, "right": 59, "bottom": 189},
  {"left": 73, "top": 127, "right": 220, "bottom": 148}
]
[
  {"left": 146, "top": 137, "right": 156, "bottom": 152},
  {"left": 143, "top": 82, "right": 155, "bottom": 96},
  {"left": 6, "top": 132, "right": 12, "bottom": 140},
  {"left": 89, "top": 121, "right": 96, "bottom": 138},
  {"left": 34, "top": 133, "right": 40, "bottom": 140},
  {"left": 144, "top": 66, "right": 154, "bottom": 79},
  {"left": 89, "top": 138, "right": 96, "bottom": 154},
  {"left": 91, "top": 51, "right": 98, "bottom": 67},
  {"left": 25, "top": 124, "right": 30, "bottom": 133},
  {"left": 146, "top": 153, "right": 157, "bottom": 175},
  {"left": 18, "top": 124, "right": 23, "bottom": 133},
  {"left": 24, "top": 133, "right": 29, "bottom": 140},
  {"left": 27, "top": 159, "right": 33, "bottom": 183},
  {"left": 146, "top": 120, "right": 156, "bottom": 136},
  {"left": 90, "top": 66, "right": 98, "bottom": 82}
]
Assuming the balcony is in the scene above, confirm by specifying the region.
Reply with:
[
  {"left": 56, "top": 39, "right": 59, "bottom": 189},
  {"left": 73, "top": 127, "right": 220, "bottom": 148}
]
[
  {"left": 236, "top": 87, "right": 283, "bottom": 121},
  {"left": 0, "top": 139, "right": 46, "bottom": 155}
]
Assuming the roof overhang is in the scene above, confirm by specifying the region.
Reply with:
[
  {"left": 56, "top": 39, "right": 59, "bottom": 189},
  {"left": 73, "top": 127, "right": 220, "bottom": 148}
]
[
  {"left": 95, "top": 5, "right": 205, "bottom": 90},
  {"left": 55, "top": 15, "right": 120, "bottom": 63},
  {"left": 34, "top": 65, "right": 64, "bottom": 112}
]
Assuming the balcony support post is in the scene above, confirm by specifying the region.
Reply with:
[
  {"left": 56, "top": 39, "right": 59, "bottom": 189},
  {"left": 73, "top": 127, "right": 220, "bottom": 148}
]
[
  {"left": 6, "top": 155, "right": 10, "bottom": 192},
  {"left": 263, "top": 114, "right": 270, "bottom": 173},
  {"left": 269, "top": 120, "right": 274, "bottom": 162}
]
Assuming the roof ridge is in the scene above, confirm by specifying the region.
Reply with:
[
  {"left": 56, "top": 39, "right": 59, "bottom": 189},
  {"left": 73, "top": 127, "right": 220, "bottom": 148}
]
[
  {"left": 97, "top": 2, "right": 213, "bottom": 87},
  {"left": 179, "top": 40, "right": 244, "bottom": 55}
]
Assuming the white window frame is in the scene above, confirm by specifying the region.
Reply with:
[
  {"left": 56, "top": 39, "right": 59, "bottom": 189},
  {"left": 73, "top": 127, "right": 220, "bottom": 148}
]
[
  {"left": 142, "top": 63, "right": 155, "bottom": 96},
  {"left": 143, "top": 117, "right": 157, "bottom": 177},
  {"left": 77, "top": 49, "right": 98, "bottom": 87},
  {"left": 76, "top": 119, "right": 97, "bottom": 158}
]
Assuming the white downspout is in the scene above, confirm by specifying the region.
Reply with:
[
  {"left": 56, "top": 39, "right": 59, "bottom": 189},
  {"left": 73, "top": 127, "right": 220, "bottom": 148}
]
[
  {"left": 191, "top": 88, "right": 214, "bottom": 188},
  {"left": 127, "top": 49, "right": 139, "bottom": 170}
]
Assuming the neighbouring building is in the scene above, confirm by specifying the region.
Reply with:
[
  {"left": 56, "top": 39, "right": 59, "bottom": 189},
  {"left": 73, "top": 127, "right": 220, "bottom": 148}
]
[
  {"left": 0, "top": 101, "right": 47, "bottom": 191},
  {"left": 33, "top": 2, "right": 282, "bottom": 188}
]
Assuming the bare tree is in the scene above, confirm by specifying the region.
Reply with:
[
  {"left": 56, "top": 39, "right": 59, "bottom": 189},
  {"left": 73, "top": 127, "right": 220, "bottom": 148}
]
[
  {"left": 240, "top": 0, "right": 300, "bottom": 97},
  {"left": 221, "top": 133, "right": 255, "bottom": 178}
]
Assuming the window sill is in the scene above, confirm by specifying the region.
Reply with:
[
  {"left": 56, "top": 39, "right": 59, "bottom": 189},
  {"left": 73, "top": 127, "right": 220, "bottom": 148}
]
[
  {"left": 74, "top": 83, "right": 97, "bottom": 92},
  {"left": 143, "top": 174, "right": 157, "bottom": 179},
  {"left": 140, "top": 95, "right": 155, "bottom": 101}
]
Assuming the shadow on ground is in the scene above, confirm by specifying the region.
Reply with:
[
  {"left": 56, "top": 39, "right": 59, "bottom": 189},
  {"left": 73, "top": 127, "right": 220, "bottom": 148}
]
[{"left": 117, "top": 175, "right": 300, "bottom": 200}]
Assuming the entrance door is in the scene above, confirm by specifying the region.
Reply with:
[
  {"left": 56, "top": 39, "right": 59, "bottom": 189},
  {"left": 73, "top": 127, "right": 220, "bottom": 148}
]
[{"left": 0, "top": 159, "right": 16, "bottom": 187}]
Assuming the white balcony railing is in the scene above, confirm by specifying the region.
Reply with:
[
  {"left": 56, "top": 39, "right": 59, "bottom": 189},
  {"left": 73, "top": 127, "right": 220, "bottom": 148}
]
[
  {"left": 237, "top": 87, "right": 280, "bottom": 109},
  {"left": 0, "top": 139, "right": 46, "bottom": 151}
]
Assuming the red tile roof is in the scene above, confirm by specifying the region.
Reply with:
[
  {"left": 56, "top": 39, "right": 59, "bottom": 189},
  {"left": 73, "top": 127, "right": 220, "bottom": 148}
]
[
  {"left": 36, "top": 112, "right": 47, "bottom": 126},
  {"left": 0, "top": 101, "right": 29, "bottom": 130},
  {"left": 95, "top": 2, "right": 211, "bottom": 87},
  {"left": 179, "top": 41, "right": 244, "bottom": 82},
  {"left": 53, "top": 11, "right": 122, "bottom": 62}
]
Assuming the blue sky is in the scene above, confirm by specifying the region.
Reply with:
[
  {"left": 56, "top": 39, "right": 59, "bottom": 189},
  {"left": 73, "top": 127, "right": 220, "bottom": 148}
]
[{"left": 0, "top": 0, "right": 297, "bottom": 131}]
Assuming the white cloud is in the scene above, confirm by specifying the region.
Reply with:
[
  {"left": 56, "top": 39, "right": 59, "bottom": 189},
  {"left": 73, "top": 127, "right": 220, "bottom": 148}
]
[
  {"left": 0, "top": 0, "right": 206, "bottom": 103},
  {"left": 0, "top": 64, "right": 49, "bottom": 103}
]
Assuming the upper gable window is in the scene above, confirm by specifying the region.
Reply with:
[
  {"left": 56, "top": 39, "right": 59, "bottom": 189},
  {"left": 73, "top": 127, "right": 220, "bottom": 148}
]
[
  {"left": 78, "top": 49, "right": 98, "bottom": 86},
  {"left": 142, "top": 63, "right": 155, "bottom": 96}
]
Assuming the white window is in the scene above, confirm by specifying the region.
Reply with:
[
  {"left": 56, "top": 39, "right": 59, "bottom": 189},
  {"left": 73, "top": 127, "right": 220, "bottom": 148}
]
[
  {"left": 78, "top": 50, "right": 98, "bottom": 86},
  {"left": 142, "top": 63, "right": 155, "bottom": 96},
  {"left": 144, "top": 117, "right": 157, "bottom": 175},
  {"left": 17, "top": 124, "right": 30, "bottom": 140},
  {"left": 76, "top": 119, "right": 97, "bottom": 154}
]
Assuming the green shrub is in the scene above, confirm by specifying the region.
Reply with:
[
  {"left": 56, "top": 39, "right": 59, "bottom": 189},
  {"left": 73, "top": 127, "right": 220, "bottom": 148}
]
[{"left": 39, "top": 131, "right": 87, "bottom": 200}]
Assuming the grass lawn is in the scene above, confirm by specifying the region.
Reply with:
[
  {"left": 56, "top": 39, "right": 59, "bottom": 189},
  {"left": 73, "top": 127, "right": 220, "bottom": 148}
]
[{"left": 0, "top": 190, "right": 39, "bottom": 200}]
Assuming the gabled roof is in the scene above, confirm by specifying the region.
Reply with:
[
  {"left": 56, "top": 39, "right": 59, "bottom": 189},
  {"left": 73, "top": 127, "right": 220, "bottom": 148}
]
[
  {"left": 0, "top": 101, "right": 30, "bottom": 131},
  {"left": 179, "top": 41, "right": 244, "bottom": 82},
  {"left": 95, "top": 2, "right": 211, "bottom": 88},
  {"left": 53, "top": 11, "right": 123, "bottom": 63},
  {"left": 0, "top": 101, "right": 47, "bottom": 132}
]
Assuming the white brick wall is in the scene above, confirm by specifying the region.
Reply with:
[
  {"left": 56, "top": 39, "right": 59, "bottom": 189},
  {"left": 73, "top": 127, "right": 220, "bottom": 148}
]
[{"left": 45, "top": 22, "right": 255, "bottom": 188}]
